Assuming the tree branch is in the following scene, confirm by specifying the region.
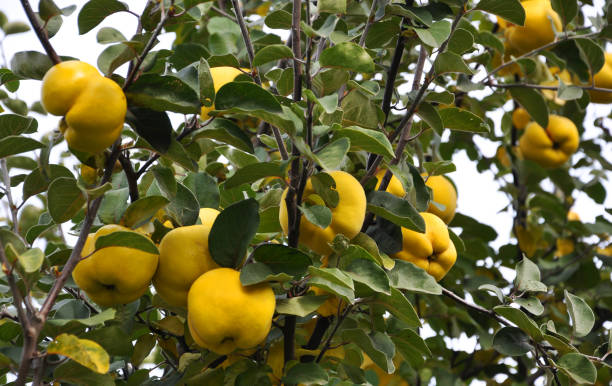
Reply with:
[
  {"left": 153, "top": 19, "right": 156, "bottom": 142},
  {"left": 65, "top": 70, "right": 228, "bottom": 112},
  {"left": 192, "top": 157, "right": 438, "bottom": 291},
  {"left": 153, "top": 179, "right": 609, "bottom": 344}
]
[
  {"left": 19, "top": 0, "right": 61, "bottom": 65},
  {"left": 118, "top": 153, "right": 140, "bottom": 202},
  {"left": 1, "top": 159, "right": 19, "bottom": 234},
  {"left": 123, "top": 2, "right": 173, "bottom": 90},
  {"left": 358, "top": 0, "right": 378, "bottom": 47},
  {"left": 442, "top": 288, "right": 511, "bottom": 327}
]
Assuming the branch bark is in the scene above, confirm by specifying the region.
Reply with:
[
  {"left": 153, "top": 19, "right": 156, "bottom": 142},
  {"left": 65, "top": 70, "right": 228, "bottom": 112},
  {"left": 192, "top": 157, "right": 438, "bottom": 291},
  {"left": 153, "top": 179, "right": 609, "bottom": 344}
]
[{"left": 19, "top": 0, "right": 61, "bottom": 65}]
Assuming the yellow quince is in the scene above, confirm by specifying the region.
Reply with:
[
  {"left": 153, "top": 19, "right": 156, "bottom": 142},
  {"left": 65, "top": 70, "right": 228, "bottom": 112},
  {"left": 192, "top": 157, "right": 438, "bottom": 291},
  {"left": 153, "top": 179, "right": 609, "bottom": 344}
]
[
  {"left": 518, "top": 114, "right": 579, "bottom": 168},
  {"left": 41, "top": 61, "right": 126, "bottom": 154},
  {"left": 187, "top": 268, "right": 275, "bottom": 355}
]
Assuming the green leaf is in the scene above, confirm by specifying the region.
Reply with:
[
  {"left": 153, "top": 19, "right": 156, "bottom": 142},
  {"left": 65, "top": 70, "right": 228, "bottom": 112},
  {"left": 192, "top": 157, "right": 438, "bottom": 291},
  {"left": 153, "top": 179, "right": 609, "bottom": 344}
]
[
  {"left": 195, "top": 118, "right": 254, "bottom": 153},
  {"left": 439, "top": 107, "right": 491, "bottom": 133},
  {"left": 557, "top": 353, "right": 597, "bottom": 384},
  {"left": 479, "top": 284, "right": 505, "bottom": 303},
  {"left": 514, "top": 296, "right": 544, "bottom": 316},
  {"left": 126, "top": 74, "right": 201, "bottom": 114},
  {"left": 78, "top": 0, "right": 128, "bottom": 34},
  {"left": 344, "top": 258, "right": 391, "bottom": 295},
  {"left": 434, "top": 52, "right": 474, "bottom": 75},
  {"left": 153, "top": 166, "right": 177, "bottom": 198},
  {"left": 252, "top": 244, "right": 312, "bottom": 275},
  {"left": 320, "top": 42, "right": 375, "bottom": 73},
  {"left": 367, "top": 191, "right": 425, "bottom": 232},
  {"left": 341, "top": 89, "right": 379, "bottom": 129},
  {"left": 97, "top": 188, "right": 129, "bottom": 224},
  {"left": 239, "top": 262, "right": 293, "bottom": 286},
  {"left": 413, "top": 20, "right": 451, "bottom": 48},
  {"left": 557, "top": 78, "right": 583, "bottom": 100},
  {"left": 264, "top": 10, "right": 292, "bottom": 29},
  {"left": 317, "top": 0, "right": 347, "bottom": 14},
  {"left": 416, "top": 102, "right": 444, "bottom": 135},
  {"left": 375, "top": 287, "right": 421, "bottom": 327},
  {"left": 551, "top": 0, "right": 578, "bottom": 28},
  {"left": 311, "top": 172, "right": 339, "bottom": 208},
  {"left": 284, "top": 363, "right": 329, "bottom": 384},
  {"left": 11, "top": 51, "right": 53, "bottom": 80},
  {"left": 389, "top": 260, "right": 442, "bottom": 295},
  {"left": 314, "top": 137, "right": 350, "bottom": 171},
  {"left": 564, "top": 290, "right": 595, "bottom": 338},
  {"left": 476, "top": 0, "right": 526, "bottom": 26},
  {"left": 164, "top": 182, "right": 200, "bottom": 226},
  {"left": 96, "top": 27, "right": 126, "bottom": 44},
  {"left": 18, "top": 248, "right": 44, "bottom": 273},
  {"left": 0, "top": 136, "right": 44, "bottom": 158},
  {"left": 224, "top": 161, "right": 288, "bottom": 189},
  {"left": 48, "top": 333, "right": 110, "bottom": 374},
  {"left": 3, "top": 21, "right": 30, "bottom": 35},
  {"left": 47, "top": 177, "right": 86, "bottom": 223},
  {"left": 94, "top": 231, "right": 159, "bottom": 255},
  {"left": 54, "top": 360, "right": 114, "bottom": 386},
  {"left": 216, "top": 145, "right": 259, "bottom": 168},
  {"left": 341, "top": 329, "right": 395, "bottom": 373},
  {"left": 215, "top": 81, "right": 283, "bottom": 113},
  {"left": 515, "top": 258, "right": 548, "bottom": 292},
  {"left": 575, "top": 38, "right": 605, "bottom": 74},
  {"left": 0, "top": 114, "right": 37, "bottom": 137},
  {"left": 209, "top": 198, "right": 259, "bottom": 268},
  {"left": 275, "top": 296, "right": 329, "bottom": 317},
  {"left": 303, "top": 89, "right": 338, "bottom": 114},
  {"left": 182, "top": 172, "right": 220, "bottom": 209},
  {"left": 126, "top": 106, "right": 172, "bottom": 153},
  {"left": 198, "top": 58, "right": 215, "bottom": 107},
  {"left": 308, "top": 266, "right": 355, "bottom": 303},
  {"left": 300, "top": 204, "right": 332, "bottom": 229},
  {"left": 351, "top": 233, "right": 395, "bottom": 270},
  {"left": 492, "top": 327, "right": 533, "bottom": 356},
  {"left": 509, "top": 87, "right": 548, "bottom": 129},
  {"left": 253, "top": 44, "right": 294, "bottom": 66},
  {"left": 332, "top": 126, "right": 394, "bottom": 159},
  {"left": 121, "top": 196, "right": 169, "bottom": 229},
  {"left": 392, "top": 328, "right": 432, "bottom": 367},
  {"left": 494, "top": 306, "right": 543, "bottom": 340},
  {"left": 448, "top": 28, "right": 474, "bottom": 54}
]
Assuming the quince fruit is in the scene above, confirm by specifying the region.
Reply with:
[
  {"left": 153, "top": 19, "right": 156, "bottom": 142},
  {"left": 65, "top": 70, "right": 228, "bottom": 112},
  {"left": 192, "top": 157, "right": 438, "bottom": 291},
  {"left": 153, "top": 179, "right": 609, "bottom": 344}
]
[
  {"left": 424, "top": 175, "right": 458, "bottom": 224},
  {"left": 41, "top": 61, "right": 126, "bottom": 154},
  {"left": 72, "top": 224, "right": 159, "bottom": 307},
  {"left": 374, "top": 169, "right": 406, "bottom": 198},
  {"left": 201, "top": 66, "right": 248, "bottom": 119},
  {"left": 153, "top": 208, "right": 221, "bottom": 307},
  {"left": 392, "top": 212, "right": 457, "bottom": 281},
  {"left": 512, "top": 107, "right": 530, "bottom": 130},
  {"left": 279, "top": 170, "right": 366, "bottom": 255},
  {"left": 504, "top": 0, "right": 562, "bottom": 55},
  {"left": 518, "top": 114, "right": 579, "bottom": 168},
  {"left": 584, "top": 52, "right": 612, "bottom": 103},
  {"left": 555, "top": 210, "right": 580, "bottom": 257},
  {"left": 187, "top": 268, "right": 275, "bottom": 355}
]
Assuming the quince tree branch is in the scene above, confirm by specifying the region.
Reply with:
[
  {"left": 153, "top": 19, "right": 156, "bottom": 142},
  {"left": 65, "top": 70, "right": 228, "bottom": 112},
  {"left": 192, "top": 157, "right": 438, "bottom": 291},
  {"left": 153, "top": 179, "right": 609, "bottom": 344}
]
[
  {"left": 486, "top": 80, "right": 612, "bottom": 95},
  {"left": 19, "top": 0, "right": 61, "bottom": 65}
]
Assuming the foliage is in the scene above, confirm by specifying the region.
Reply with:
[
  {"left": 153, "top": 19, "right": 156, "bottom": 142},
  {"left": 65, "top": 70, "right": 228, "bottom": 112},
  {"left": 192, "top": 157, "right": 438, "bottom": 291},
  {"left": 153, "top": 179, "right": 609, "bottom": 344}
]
[{"left": 0, "top": 0, "right": 611, "bottom": 385}]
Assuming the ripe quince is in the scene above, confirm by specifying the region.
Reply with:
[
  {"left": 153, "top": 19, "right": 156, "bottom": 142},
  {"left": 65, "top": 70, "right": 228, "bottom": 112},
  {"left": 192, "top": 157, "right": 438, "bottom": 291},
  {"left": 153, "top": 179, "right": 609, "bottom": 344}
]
[
  {"left": 153, "top": 208, "right": 221, "bottom": 307},
  {"left": 279, "top": 170, "right": 366, "bottom": 255},
  {"left": 392, "top": 212, "right": 457, "bottom": 281},
  {"left": 187, "top": 268, "right": 275, "bottom": 355},
  {"left": 518, "top": 114, "right": 579, "bottom": 168},
  {"left": 201, "top": 66, "right": 248, "bottom": 119},
  {"left": 374, "top": 169, "right": 405, "bottom": 197},
  {"left": 41, "top": 61, "right": 126, "bottom": 154},
  {"left": 584, "top": 52, "right": 612, "bottom": 103},
  {"left": 424, "top": 175, "right": 457, "bottom": 224},
  {"left": 504, "top": 0, "right": 562, "bottom": 55},
  {"left": 512, "top": 107, "right": 530, "bottom": 130},
  {"left": 72, "top": 224, "right": 159, "bottom": 307}
]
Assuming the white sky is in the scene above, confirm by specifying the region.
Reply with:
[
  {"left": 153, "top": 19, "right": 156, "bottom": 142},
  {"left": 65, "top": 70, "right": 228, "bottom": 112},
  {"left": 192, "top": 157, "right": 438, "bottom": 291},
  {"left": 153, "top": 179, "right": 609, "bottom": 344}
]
[{"left": 0, "top": 1, "right": 611, "bottom": 384}]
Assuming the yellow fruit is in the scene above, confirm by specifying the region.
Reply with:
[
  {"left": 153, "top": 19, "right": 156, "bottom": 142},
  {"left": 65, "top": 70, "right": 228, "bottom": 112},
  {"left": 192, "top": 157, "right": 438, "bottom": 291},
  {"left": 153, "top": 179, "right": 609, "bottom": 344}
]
[
  {"left": 518, "top": 115, "right": 579, "bottom": 168},
  {"left": 201, "top": 66, "right": 248, "bottom": 119},
  {"left": 392, "top": 212, "right": 457, "bottom": 281},
  {"left": 153, "top": 208, "right": 221, "bottom": 307},
  {"left": 597, "top": 245, "right": 612, "bottom": 256},
  {"left": 311, "top": 286, "right": 342, "bottom": 317},
  {"left": 80, "top": 164, "right": 98, "bottom": 185},
  {"left": 41, "top": 61, "right": 126, "bottom": 154},
  {"left": 187, "top": 268, "right": 275, "bottom": 355},
  {"left": 585, "top": 52, "right": 612, "bottom": 103},
  {"left": 496, "top": 146, "right": 512, "bottom": 168},
  {"left": 504, "top": 0, "right": 562, "bottom": 55},
  {"left": 515, "top": 224, "right": 547, "bottom": 257},
  {"left": 374, "top": 169, "right": 406, "bottom": 198},
  {"left": 555, "top": 238, "right": 574, "bottom": 257},
  {"left": 279, "top": 171, "right": 366, "bottom": 256},
  {"left": 567, "top": 210, "right": 580, "bottom": 222},
  {"left": 512, "top": 108, "right": 530, "bottom": 130},
  {"left": 424, "top": 175, "right": 457, "bottom": 224},
  {"left": 72, "top": 225, "right": 159, "bottom": 307}
]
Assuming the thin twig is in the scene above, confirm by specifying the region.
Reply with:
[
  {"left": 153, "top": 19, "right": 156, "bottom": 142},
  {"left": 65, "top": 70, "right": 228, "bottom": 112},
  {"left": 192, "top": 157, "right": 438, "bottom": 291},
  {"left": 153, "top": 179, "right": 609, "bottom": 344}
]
[
  {"left": 19, "top": 0, "right": 61, "bottom": 64},
  {"left": 442, "top": 288, "right": 511, "bottom": 327},
  {"left": 358, "top": 0, "right": 378, "bottom": 47},
  {"left": 316, "top": 305, "right": 352, "bottom": 363},
  {"left": 487, "top": 81, "right": 612, "bottom": 94},
  {"left": 1, "top": 160, "right": 19, "bottom": 233},
  {"left": 123, "top": 2, "right": 173, "bottom": 89}
]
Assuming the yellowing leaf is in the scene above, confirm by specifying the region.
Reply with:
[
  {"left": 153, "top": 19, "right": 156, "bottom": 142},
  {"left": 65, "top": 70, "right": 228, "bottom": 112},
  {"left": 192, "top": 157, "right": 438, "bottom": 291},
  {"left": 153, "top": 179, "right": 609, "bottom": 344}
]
[{"left": 47, "top": 333, "right": 110, "bottom": 374}]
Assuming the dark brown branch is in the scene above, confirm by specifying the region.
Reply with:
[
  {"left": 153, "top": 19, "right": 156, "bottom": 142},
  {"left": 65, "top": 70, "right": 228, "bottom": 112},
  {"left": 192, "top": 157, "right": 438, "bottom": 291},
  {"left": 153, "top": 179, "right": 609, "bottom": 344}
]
[
  {"left": 315, "top": 304, "right": 352, "bottom": 363},
  {"left": 19, "top": 0, "right": 61, "bottom": 65},
  {"left": 118, "top": 153, "right": 139, "bottom": 202}
]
